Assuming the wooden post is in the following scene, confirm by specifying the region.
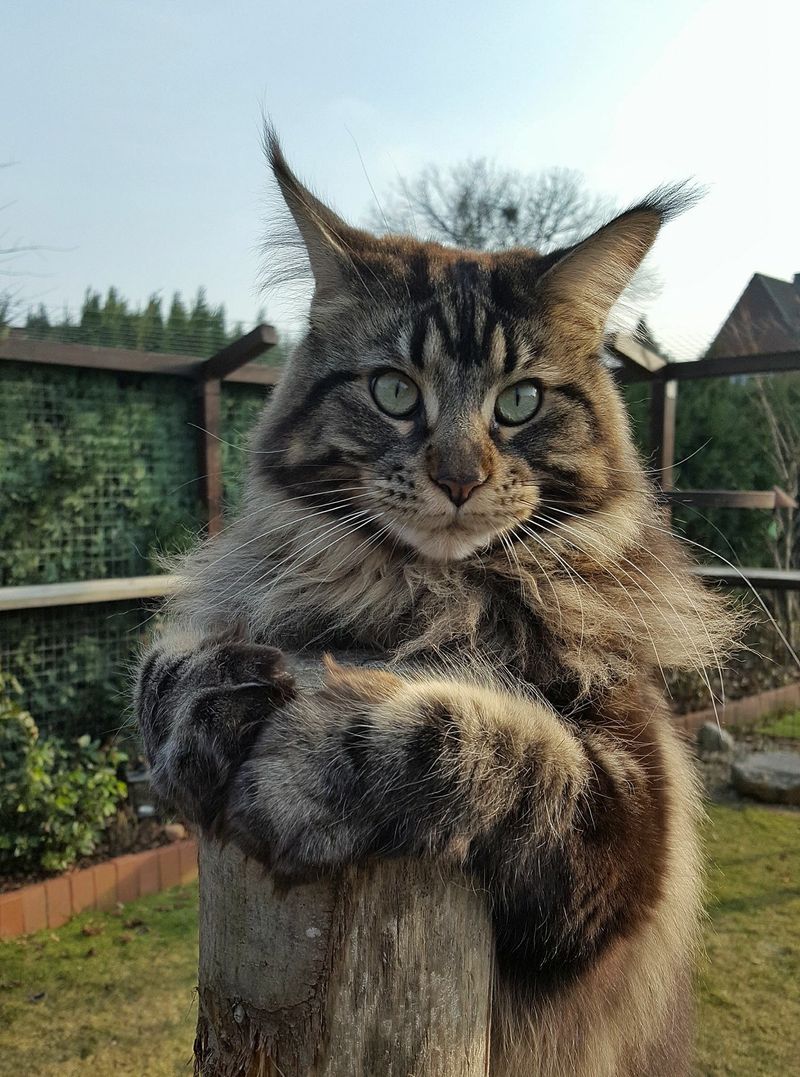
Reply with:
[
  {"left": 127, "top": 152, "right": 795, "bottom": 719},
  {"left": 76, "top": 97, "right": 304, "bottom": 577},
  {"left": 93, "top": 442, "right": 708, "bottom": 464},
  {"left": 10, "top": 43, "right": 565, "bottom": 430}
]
[
  {"left": 649, "top": 375, "right": 677, "bottom": 491},
  {"left": 194, "top": 325, "right": 279, "bottom": 538},
  {"left": 197, "top": 377, "right": 223, "bottom": 537},
  {"left": 194, "top": 846, "right": 493, "bottom": 1076},
  {"left": 193, "top": 655, "right": 494, "bottom": 1077}
]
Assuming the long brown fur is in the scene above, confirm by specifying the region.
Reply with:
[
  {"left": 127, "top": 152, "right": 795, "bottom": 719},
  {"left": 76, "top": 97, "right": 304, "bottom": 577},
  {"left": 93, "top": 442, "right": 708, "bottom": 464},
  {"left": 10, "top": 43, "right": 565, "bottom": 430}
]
[{"left": 135, "top": 133, "right": 737, "bottom": 1076}]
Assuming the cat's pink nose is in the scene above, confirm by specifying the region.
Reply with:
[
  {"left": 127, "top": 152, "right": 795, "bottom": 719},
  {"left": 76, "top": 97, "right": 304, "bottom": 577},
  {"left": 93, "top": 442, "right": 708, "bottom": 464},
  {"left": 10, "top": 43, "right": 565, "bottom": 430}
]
[{"left": 432, "top": 473, "right": 487, "bottom": 507}]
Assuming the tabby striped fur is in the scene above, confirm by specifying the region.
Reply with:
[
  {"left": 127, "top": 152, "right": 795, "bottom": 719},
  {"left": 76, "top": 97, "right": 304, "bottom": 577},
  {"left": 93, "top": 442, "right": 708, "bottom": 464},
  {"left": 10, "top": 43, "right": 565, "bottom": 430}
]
[{"left": 136, "top": 133, "right": 736, "bottom": 1076}]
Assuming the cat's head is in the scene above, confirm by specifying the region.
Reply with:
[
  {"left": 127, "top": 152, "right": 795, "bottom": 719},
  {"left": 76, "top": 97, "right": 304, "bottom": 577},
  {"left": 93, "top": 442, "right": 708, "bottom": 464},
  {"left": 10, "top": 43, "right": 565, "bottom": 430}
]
[{"left": 254, "top": 133, "right": 683, "bottom": 564}]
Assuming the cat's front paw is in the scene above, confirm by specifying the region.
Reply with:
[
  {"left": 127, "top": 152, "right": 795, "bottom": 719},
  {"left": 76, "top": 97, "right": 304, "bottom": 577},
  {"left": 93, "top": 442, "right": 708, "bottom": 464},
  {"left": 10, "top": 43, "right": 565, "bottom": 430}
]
[
  {"left": 137, "top": 638, "right": 296, "bottom": 827},
  {"left": 222, "top": 657, "right": 405, "bottom": 877}
]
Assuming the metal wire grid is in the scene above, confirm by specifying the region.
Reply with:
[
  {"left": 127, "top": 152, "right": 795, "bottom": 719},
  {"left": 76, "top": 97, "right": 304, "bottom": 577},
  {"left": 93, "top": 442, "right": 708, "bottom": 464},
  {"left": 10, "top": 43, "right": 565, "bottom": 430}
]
[
  {"left": 220, "top": 382, "right": 271, "bottom": 514},
  {"left": 0, "top": 361, "right": 202, "bottom": 585},
  {"left": 0, "top": 600, "right": 156, "bottom": 741}
]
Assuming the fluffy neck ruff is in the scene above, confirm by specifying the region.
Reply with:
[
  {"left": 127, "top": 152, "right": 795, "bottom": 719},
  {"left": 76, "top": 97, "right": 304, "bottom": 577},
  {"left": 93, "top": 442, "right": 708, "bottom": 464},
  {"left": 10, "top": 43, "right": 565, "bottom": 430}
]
[{"left": 172, "top": 476, "right": 734, "bottom": 698}]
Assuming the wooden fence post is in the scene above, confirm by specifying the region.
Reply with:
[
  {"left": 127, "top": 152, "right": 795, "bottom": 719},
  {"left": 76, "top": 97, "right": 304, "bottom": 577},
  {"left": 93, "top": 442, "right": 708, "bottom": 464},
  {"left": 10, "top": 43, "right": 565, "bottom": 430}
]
[
  {"left": 196, "top": 377, "right": 223, "bottom": 537},
  {"left": 194, "top": 324, "right": 279, "bottom": 538},
  {"left": 193, "top": 655, "right": 494, "bottom": 1077},
  {"left": 649, "top": 374, "right": 677, "bottom": 491}
]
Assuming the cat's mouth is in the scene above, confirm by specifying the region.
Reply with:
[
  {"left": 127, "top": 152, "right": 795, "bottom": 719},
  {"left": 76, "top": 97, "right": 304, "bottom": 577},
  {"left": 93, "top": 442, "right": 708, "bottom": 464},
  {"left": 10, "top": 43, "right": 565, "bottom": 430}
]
[
  {"left": 387, "top": 516, "right": 506, "bottom": 562},
  {"left": 366, "top": 476, "right": 530, "bottom": 562}
]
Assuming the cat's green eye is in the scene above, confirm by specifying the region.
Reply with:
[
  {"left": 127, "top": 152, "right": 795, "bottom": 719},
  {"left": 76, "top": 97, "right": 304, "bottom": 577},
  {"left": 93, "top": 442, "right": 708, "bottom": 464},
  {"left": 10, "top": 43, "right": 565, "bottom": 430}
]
[
  {"left": 370, "top": 370, "right": 420, "bottom": 418},
  {"left": 494, "top": 379, "right": 542, "bottom": 426}
]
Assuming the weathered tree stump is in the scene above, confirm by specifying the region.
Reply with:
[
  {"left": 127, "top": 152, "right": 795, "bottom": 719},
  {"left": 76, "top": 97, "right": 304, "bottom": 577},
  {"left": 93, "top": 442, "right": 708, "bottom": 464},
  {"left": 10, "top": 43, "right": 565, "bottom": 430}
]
[{"left": 193, "top": 654, "right": 494, "bottom": 1076}]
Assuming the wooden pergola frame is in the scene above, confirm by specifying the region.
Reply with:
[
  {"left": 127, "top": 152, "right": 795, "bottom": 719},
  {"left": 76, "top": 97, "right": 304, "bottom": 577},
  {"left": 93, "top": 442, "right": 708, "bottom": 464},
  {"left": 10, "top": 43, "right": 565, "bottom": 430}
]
[
  {"left": 1, "top": 328, "right": 799, "bottom": 608},
  {"left": 0, "top": 325, "right": 280, "bottom": 538},
  {"left": 612, "top": 340, "right": 800, "bottom": 591},
  {"left": 613, "top": 341, "right": 800, "bottom": 492}
]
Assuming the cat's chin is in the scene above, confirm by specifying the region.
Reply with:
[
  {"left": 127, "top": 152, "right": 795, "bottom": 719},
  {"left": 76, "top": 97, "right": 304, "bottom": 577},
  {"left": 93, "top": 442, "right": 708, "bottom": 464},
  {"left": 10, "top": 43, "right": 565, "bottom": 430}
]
[{"left": 392, "top": 523, "right": 494, "bottom": 562}]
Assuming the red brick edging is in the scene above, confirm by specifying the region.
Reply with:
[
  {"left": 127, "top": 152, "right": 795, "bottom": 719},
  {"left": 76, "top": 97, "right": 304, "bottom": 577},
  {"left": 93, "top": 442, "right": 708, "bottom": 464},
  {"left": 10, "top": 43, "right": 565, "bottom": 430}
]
[{"left": 0, "top": 838, "right": 197, "bottom": 940}]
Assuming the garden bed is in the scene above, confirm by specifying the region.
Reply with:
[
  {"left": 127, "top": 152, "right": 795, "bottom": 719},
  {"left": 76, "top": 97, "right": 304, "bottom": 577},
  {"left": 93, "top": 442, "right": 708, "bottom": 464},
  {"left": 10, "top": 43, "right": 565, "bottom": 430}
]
[
  {"left": 0, "top": 839, "right": 197, "bottom": 939},
  {"left": 675, "top": 681, "right": 800, "bottom": 735},
  {"left": 0, "top": 816, "right": 177, "bottom": 895}
]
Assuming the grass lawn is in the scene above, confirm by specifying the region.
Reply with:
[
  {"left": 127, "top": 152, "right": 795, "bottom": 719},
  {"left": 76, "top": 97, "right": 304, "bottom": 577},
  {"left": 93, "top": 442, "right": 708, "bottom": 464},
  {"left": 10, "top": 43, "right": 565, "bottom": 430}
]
[
  {"left": 0, "top": 804, "right": 797, "bottom": 1076},
  {"left": 0, "top": 886, "right": 198, "bottom": 1077},
  {"left": 755, "top": 710, "right": 800, "bottom": 739},
  {"left": 695, "top": 804, "right": 800, "bottom": 1077}
]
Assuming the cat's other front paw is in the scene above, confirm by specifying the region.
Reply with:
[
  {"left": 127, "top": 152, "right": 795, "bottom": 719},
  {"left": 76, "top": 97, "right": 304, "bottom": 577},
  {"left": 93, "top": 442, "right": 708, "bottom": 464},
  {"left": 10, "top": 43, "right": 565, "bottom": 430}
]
[{"left": 137, "top": 638, "right": 296, "bottom": 827}]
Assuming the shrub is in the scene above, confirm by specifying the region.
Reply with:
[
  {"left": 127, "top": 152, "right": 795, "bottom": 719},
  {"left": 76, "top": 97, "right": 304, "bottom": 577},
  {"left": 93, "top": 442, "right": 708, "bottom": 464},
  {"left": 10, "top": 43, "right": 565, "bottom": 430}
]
[{"left": 0, "top": 670, "right": 127, "bottom": 875}]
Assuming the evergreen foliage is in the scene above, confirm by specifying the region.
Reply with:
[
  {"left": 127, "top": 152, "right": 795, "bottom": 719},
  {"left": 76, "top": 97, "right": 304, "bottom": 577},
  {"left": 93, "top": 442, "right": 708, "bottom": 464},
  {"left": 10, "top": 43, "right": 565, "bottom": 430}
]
[{"left": 23, "top": 287, "right": 240, "bottom": 356}]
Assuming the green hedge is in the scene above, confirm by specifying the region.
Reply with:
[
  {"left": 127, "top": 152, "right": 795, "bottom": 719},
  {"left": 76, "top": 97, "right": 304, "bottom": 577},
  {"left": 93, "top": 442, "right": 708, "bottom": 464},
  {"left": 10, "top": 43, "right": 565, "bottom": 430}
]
[
  {"left": 0, "top": 362, "right": 201, "bottom": 585},
  {"left": 0, "top": 357, "right": 271, "bottom": 737},
  {"left": 0, "top": 670, "right": 128, "bottom": 875}
]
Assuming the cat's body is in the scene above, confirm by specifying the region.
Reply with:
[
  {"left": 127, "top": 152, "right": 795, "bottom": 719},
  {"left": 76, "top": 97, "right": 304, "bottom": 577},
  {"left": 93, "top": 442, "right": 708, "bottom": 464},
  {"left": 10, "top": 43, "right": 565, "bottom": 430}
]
[{"left": 136, "top": 135, "right": 733, "bottom": 1076}]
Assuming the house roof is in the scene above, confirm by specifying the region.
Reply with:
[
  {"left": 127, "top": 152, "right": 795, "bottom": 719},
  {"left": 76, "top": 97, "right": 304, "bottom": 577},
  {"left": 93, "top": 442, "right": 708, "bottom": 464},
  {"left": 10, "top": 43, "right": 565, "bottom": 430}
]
[
  {"left": 706, "top": 271, "right": 800, "bottom": 357},
  {"left": 754, "top": 273, "right": 800, "bottom": 335}
]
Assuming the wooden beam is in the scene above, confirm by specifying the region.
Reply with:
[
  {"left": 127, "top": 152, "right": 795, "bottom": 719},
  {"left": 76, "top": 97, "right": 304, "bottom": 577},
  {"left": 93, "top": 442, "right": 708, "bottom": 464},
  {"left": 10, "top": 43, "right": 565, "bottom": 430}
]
[
  {"left": 3, "top": 562, "right": 797, "bottom": 612},
  {"left": 221, "top": 362, "right": 281, "bottom": 386},
  {"left": 0, "top": 575, "right": 180, "bottom": 612},
  {"left": 197, "top": 378, "right": 224, "bottom": 537},
  {"left": 0, "top": 328, "right": 283, "bottom": 386},
  {"left": 773, "top": 485, "right": 799, "bottom": 510},
  {"left": 649, "top": 377, "right": 677, "bottom": 489},
  {"left": 607, "top": 333, "right": 666, "bottom": 377},
  {"left": 692, "top": 565, "right": 800, "bottom": 591},
  {"left": 668, "top": 350, "right": 800, "bottom": 382},
  {"left": 616, "top": 350, "right": 800, "bottom": 385},
  {"left": 0, "top": 334, "right": 203, "bottom": 377},
  {"left": 199, "top": 324, "right": 278, "bottom": 381},
  {"left": 664, "top": 487, "right": 799, "bottom": 510}
]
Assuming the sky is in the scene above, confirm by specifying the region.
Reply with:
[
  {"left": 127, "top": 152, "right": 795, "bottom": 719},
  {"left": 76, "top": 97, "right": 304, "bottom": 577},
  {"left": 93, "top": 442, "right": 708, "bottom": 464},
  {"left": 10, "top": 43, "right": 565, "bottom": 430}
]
[{"left": 2, "top": 0, "right": 799, "bottom": 359}]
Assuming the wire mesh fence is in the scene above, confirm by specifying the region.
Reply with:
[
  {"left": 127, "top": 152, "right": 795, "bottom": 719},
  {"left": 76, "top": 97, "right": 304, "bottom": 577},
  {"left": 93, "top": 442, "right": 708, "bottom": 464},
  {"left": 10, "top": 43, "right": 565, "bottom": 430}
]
[
  {"left": 0, "top": 600, "right": 149, "bottom": 742},
  {"left": 220, "top": 381, "right": 271, "bottom": 513},
  {"left": 1, "top": 317, "right": 799, "bottom": 746},
  {"left": 0, "top": 360, "right": 201, "bottom": 585},
  {"left": 0, "top": 329, "right": 272, "bottom": 739}
]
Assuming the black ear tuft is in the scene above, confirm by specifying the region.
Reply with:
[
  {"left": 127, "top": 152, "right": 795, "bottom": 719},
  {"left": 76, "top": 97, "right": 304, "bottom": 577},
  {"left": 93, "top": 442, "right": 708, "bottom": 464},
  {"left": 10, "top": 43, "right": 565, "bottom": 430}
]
[
  {"left": 262, "top": 121, "right": 283, "bottom": 175},
  {"left": 262, "top": 123, "right": 302, "bottom": 203},
  {"left": 535, "top": 181, "right": 701, "bottom": 341},
  {"left": 622, "top": 181, "right": 704, "bottom": 227},
  {"left": 261, "top": 123, "right": 358, "bottom": 298}
]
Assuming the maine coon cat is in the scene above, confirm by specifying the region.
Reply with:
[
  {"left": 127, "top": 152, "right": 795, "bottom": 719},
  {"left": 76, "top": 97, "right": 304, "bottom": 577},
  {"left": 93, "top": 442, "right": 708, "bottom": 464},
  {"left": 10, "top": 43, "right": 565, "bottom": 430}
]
[{"left": 136, "top": 133, "right": 734, "bottom": 1076}]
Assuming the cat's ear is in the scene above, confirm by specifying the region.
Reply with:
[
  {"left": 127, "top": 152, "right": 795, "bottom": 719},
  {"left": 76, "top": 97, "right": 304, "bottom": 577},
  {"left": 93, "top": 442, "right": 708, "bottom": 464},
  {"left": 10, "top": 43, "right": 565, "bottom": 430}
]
[
  {"left": 266, "top": 128, "right": 372, "bottom": 299},
  {"left": 537, "top": 186, "right": 695, "bottom": 342}
]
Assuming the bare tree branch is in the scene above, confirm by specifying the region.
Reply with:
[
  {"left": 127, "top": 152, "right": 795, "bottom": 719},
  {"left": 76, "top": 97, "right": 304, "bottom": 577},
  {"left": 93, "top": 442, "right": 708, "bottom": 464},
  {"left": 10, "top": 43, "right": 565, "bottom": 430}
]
[
  {"left": 727, "top": 313, "right": 800, "bottom": 643},
  {"left": 0, "top": 160, "right": 59, "bottom": 324},
  {"left": 372, "top": 158, "right": 611, "bottom": 251}
]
